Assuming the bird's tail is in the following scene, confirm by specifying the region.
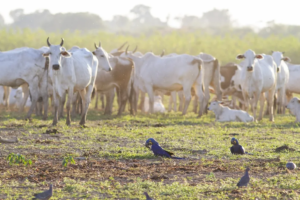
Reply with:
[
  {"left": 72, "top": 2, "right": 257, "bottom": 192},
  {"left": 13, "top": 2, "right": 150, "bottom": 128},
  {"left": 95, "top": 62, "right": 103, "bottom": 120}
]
[{"left": 171, "top": 157, "right": 185, "bottom": 159}]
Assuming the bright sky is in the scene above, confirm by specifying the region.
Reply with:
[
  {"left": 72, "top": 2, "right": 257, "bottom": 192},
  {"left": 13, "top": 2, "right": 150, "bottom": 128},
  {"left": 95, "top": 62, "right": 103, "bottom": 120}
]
[{"left": 0, "top": 0, "right": 298, "bottom": 28}]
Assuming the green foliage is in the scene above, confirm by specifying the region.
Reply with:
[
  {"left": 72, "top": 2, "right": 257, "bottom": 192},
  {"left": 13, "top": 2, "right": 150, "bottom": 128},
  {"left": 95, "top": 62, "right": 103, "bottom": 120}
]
[
  {"left": 0, "top": 28, "right": 299, "bottom": 64},
  {"left": 62, "top": 156, "right": 76, "bottom": 167},
  {"left": 6, "top": 153, "right": 32, "bottom": 166}
]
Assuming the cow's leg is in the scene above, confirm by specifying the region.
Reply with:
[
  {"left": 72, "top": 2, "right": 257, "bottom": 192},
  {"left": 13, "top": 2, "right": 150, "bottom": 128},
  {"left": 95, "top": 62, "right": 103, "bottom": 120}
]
[
  {"left": 286, "top": 91, "right": 293, "bottom": 105},
  {"left": 51, "top": 92, "right": 60, "bottom": 126},
  {"left": 78, "top": 89, "right": 87, "bottom": 126},
  {"left": 133, "top": 87, "right": 139, "bottom": 113},
  {"left": 25, "top": 78, "right": 40, "bottom": 120},
  {"left": 118, "top": 87, "right": 128, "bottom": 116},
  {"left": 168, "top": 93, "right": 173, "bottom": 112},
  {"left": 178, "top": 91, "right": 184, "bottom": 112},
  {"left": 145, "top": 86, "right": 154, "bottom": 113},
  {"left": 94, "top": 91, "right": 98, "bottom": 109},
  {"left": 3, "top": 86, "right": 11, "bottom": 108},
  {"left": 41, "top": 92, "right": 48, "bottom": 120},
  {"left": 104, "top": 89, "right": 114, "bottom": 115},
  {"left": 100, "top": 93, "right": 105, "bottom": 109},
  {"left": 59, "top": 92, "right": 66, "bottom": 119},
  {"left": 277, "top": 88, "right": 284, "bottom": 114},
  {"left": 193, "top": 95, "right": 198, "bottom": 114},
  {"left": 20, "top": 84, "right": 29, "bottom": 112},
  {"left": 139, "top": 91, "right": 145, "bottom": 111},
  {"left": 250, "top": 93, "right": 258, "bottom": 122},
  {"left": 282, "top": 88, "right": 287, "bottom": 114},
  {"left": 66, "top": 89, "right": 73, "bottom": 126},
  {"left": 268, "top": 89, "right": 275, "bottom": 122},
  {"left": 196, "top": 86, "right": 205, "bottom": 118},
  {"left": 258, "top": 93, "right": 265, "bottom": 121},
  {"left": 71, "top": 92, "right": 77, "bottom": 118},
  {"left": 182, "top": 86, "right": 192, "bottom": 115}
]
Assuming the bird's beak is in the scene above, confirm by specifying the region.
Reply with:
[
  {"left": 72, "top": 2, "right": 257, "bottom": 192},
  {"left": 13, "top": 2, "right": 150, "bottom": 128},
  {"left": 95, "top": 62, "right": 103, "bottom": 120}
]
[{"left": 145, "top": 143, "right": 150, "bottom": 149}]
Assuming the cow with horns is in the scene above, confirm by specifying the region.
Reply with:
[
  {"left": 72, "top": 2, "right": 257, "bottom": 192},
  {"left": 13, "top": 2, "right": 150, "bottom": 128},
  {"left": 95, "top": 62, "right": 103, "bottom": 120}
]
[{"left": 43, "top": 38, "right": 111, "bottom": 126}]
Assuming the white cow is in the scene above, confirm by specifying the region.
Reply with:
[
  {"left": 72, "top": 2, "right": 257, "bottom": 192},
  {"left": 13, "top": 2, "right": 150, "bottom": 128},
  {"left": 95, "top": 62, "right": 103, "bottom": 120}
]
[
  {"left": 285, "top": 62, "right": 300, "bottom": 103},
  {"left": 121, "top": 48, "right": 203, "bottom": 115},
  {"left": 197, "top": 53, "right": 221, "bottom": 117},
  {"left": 43, "top": 38, "right": 111, "bottom": 126},
  {"left": 286, "top": 97, "right": 300, "bottom": 122},
  {"left": 208, "top": 101, "right": 254, "bottom": 122},
  {"left": 271, "top": 51, "right": 290, "bottom": 114},
  {"left": 0, "top": 48, "right": 48, "bottom": 119},
  {"left": 13, "top": 88, "right": 32, "bottom": 109},
  {"left": 144, "top": 95, "right": 166, "bottom": 113},
  {"left": 237, "top": 49, "right": 277, "bottom": 121}
]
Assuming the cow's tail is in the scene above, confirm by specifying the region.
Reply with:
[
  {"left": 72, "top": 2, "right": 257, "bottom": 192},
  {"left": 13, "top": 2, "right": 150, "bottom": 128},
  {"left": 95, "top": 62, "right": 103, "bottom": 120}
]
[
  {"left": 91, "top": 87, "right": 96, "bottom": 99},
  {"left": 213, "top": 59, "right": 222, "bottom": 101},
  {"left": 191, "top": 58, "right": 202, "bottom": 81}
]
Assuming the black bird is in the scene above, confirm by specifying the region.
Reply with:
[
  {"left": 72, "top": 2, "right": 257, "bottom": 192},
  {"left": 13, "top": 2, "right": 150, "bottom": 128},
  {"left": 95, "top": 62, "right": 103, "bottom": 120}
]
[
  {"left": 144, "top": 192, "right": 154, "bottom": 200},
  {"left": 230, "top": 138, "right": 245, "bottom": 155},
  {"left": 237, "top": 167, "right": 250, "bottom": 187},
  {"left": 32, "top": 184, "right": 52, "bottom": 200}
]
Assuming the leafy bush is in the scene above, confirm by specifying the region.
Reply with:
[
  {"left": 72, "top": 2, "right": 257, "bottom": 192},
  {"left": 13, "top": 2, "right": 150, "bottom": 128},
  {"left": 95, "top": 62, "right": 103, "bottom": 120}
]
[{"left": 6, "top": 153, "right": 32, "bottom": 166}]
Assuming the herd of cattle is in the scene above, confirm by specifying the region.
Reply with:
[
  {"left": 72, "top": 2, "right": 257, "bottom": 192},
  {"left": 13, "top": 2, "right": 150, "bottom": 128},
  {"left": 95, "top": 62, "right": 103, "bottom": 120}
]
[{"left": 1, "top": 38, "right": 300, "bottom": 125}]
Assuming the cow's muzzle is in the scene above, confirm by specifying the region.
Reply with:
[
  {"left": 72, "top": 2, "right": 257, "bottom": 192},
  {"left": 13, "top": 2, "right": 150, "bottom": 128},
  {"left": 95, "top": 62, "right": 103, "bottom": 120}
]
[
  {"left": 247, "top": 66, "right": 253, "bottom": 71},
  {"left": 52, "top": 64, "right": 60, "bottom": 70}
]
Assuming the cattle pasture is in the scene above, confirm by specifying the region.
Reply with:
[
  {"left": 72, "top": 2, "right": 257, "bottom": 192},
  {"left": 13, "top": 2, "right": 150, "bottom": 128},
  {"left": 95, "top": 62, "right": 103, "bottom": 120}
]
[{"left": 0, "top": 98, "right": 300, "bottom": 199}]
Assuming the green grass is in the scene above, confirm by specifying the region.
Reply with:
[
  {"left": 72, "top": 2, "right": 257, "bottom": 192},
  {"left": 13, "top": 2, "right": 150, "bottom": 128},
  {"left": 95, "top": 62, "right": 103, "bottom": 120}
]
[{"left": 0, "top": 99, "right": 300, "bottom": 199}]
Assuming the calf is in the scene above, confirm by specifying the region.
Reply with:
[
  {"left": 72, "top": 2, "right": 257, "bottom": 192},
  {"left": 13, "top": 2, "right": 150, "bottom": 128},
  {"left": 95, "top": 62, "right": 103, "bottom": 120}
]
[
  {"left": 144, "top": 95, "right": 166, "bottom": 113},
  {"left": 286, "top": 97, "right": 300, "bottom": 122},
  {"left": 208, "top": 101, "right": 254, "bottom": 122}
]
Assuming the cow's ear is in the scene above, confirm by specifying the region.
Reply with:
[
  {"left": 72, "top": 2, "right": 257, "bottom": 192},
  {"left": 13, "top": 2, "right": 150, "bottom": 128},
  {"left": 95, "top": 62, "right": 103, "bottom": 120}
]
[
  {"left": 236, "top": 54, "right": 245, "bottom": 60},
  {"left": 43, "top": 53, "right": 50, "bottom": 57},
  {"left": 61, "top": 51, "right": 71, "bottom": 57},
  {"left": 255, "top": 54, "right": 263, "bottom": 59},
  {"left": 282, "top": 57, "right": 291, "bottom": 62}
]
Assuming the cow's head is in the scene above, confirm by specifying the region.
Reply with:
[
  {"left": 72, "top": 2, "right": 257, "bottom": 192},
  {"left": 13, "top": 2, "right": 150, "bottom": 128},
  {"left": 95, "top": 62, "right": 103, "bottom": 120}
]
[
  {"left": 236, "top": 50, "right": 263, "bottom": 72},
  {"left": 286, "top": 97, "right": 300, "bottom": 110},
  {"left": 43, "top": 37, "right": 71, "bottom": 71},
  {"left": 271, "top": 51, "right": 291, "bottom": 72},
  {"left": 93, "top": 42, "right": 112, "bottom": 72},
  {"left": 208, "top": 101, "right": 222, "bottom": 111}
]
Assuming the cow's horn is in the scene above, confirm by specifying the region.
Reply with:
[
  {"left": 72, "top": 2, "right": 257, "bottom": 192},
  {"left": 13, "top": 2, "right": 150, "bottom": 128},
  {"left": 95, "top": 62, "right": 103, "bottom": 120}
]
[
  {"left": 94, "top": 43, "right": 98, "bottom": 49},
  {"left": 99, "top": 42, "right": 102, "bottom": 47},
  {"left": 161, "top": 50, "right": 165, "bottom": 57},
  {"left": 118, "top": 41, "right": 128, "bottom": 51},
  {"left": 133, "top": 46, "right": 138, "bottom": 53},
  {"left": 47, "top": 37, "right": 51, "bottom": 47},
  {"left": 60, "top": 38, "right": 64, "bottom": 46},
  {"left": 125, "top": 45, "right": 129, "bottom": 55}
]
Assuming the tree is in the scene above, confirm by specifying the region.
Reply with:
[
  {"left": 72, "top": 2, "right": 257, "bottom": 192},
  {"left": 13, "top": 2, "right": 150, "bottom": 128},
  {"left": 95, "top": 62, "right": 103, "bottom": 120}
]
[
  {"left": 201, "top": 9, "right": 232, "bottom": 28},
  {"left": 9, "top": 9, "right": 24, "bottom": 22},
  {"left": 130, "top": 4, "right": 165, "bottom": 28},
  {"left": 0, "top": 14, "right": 5, "bottom": 27}
]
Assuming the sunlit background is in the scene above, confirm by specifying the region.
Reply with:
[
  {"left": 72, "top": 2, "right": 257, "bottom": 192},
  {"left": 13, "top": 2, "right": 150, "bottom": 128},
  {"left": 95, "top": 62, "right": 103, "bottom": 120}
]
[{"left": 0, "top": 0, "right": 298, "bottom": 29}]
